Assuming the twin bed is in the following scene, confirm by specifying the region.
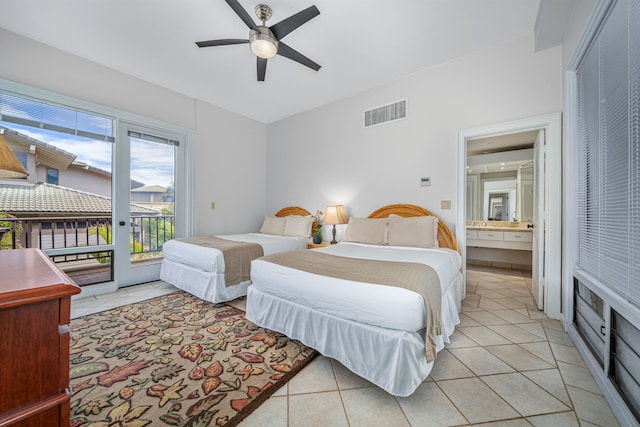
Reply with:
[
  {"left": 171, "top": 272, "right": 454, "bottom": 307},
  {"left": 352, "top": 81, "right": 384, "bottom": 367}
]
[
  {"left": 160, "top": 206, "right": 312, "bottom": 303},
  {"left": 161, "top": 204, "right": 462, "bottom": 397}
]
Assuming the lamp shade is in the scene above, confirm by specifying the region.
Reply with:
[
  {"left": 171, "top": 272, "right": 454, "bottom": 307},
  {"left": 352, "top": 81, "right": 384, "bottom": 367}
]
[
  {"left": 0, "top": 133, "right": 28, "bottom": 179},
  {"left": 323, "top": 205, "right": 348, "bottom": 225}
]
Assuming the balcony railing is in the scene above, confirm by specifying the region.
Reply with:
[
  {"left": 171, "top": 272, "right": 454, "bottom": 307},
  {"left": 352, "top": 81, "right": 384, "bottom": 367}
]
[{"left": 0, "top": 214, "right": 175, "bottom": 286}]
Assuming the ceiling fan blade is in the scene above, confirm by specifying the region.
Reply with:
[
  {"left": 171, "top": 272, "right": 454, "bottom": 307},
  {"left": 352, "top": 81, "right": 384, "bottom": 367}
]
[
  {"left": 225, "top": 0, "right": 259, "bottom": 31},
  {"left": 257, "top": 57, "right": 267, "bottom": 82},
  {"left": 270, "top": 5, "right": 319, "bottom": 40},
  {"left": 195, "top": 39, "right": 249, "bottom": 48},
  {"left": 277, "top": 42, "right": 321, "bottom": 71}
]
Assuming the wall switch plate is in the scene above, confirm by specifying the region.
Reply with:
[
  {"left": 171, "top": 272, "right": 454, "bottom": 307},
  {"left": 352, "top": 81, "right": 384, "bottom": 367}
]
[
  {"left": 420, "top": 177, "right": 431, "bottom": 186},
  {"left": 441, "top": 200, "right": 452, "bottom": 209},
  {"left": 211, "top": 202, "right": 216, "bottom": 209}
]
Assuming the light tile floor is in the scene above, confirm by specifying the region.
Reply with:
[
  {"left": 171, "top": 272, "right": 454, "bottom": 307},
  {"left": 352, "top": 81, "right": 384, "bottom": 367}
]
[{"left": 70, "top": 266, "right": 621, "bottom": 427}]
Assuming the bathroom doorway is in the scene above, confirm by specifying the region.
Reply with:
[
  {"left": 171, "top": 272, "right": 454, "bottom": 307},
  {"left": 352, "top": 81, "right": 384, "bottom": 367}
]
[{"left": 456, "top": 113, "right": 562, "bottom": 319}]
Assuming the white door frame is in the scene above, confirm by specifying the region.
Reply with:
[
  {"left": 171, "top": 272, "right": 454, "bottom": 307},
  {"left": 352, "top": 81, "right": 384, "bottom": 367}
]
[
  {"left": 114, "top": 120, "right": 191, "bottom": 287},
  {"left": 456, "top": 112, "right": 562, "bottom": 319},
  {"left": 532, "top": 130, "right": 545, "bottom": 309}
]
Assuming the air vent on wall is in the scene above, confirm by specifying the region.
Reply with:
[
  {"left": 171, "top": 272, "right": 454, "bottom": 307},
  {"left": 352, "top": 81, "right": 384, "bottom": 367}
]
[{"left": 363, "top": 99, "right": 407, "bottom": 128}]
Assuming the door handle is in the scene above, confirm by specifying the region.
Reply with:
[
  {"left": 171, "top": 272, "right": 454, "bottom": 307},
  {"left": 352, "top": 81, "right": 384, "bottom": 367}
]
[{"left": 119, "top": 221, "right": 126, "bottom": 226}]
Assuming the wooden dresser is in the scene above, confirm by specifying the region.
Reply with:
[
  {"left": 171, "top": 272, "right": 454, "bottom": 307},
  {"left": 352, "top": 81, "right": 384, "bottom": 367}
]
[{"left": 0, "top": 248, "right": 80, "bottom": 427}]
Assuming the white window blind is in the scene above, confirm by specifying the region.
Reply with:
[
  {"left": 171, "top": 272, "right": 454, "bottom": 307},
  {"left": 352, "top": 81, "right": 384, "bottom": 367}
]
[
  {"left": 576, "top": 0, "right": 640, "bottom": 306},
  {"left": 128, "top": 130, "right": 179, "bottom": 146},
  {"left": 0, "top": 91, "right": 114, "bottom": 142}
]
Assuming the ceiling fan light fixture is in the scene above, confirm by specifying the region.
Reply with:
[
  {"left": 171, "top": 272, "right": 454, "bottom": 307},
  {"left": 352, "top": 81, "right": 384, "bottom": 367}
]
[
  {"left": 195, "top": 0, "right": 320, "bottom": 81},
  {"left": 250, "top": 27, "right": 278, "bottom": 59}
]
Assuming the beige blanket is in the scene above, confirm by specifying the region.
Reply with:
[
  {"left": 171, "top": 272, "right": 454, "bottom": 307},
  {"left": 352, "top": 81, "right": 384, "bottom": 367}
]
[
  {"left": 176, "top": 236, "right": 264, "bottom": 287},
  {"left": 259, "top": 250, "right": 441, "bottom": 362}
]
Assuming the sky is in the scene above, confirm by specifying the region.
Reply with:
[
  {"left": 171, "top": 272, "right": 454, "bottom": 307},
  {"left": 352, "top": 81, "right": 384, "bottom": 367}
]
[{"left": 2, "top": 122, "right": 175, "bottom": 187}]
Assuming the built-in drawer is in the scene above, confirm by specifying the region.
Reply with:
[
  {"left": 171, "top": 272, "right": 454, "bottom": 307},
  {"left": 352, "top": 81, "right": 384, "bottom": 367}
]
[
  {"left": 466, "top": 230, "right": 478, "bottom": 240},
  {"left": 477, "top": 230, "right": 504, "bottom": 241},
  {"left": 503, "top": 231, "right": 533, "bottom": 242}
]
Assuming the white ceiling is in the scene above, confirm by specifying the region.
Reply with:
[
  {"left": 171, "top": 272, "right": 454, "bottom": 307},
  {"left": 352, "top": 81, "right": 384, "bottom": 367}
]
[{"left": 0, "top": 0, "right": 550, "bottom": 124}]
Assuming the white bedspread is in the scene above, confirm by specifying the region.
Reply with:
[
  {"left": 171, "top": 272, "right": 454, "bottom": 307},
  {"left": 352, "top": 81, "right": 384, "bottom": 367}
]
[
  {"left": 160, "top": 233, "right": 307, "bottom": 303},
  {"left": 162, "top": 233, "right": 308, "bottom": 272},
  {"left": 250, "top": 242, "right": 462, "bottom": 332},
  {"left": 247, "top": 241, "right": 463, "bottom": 396}
]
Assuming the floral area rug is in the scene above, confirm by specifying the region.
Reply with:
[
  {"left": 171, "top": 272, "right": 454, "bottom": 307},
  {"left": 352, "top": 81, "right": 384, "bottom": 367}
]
[{"left": 69, "top": 290, "right": 317, "bottom": 427}]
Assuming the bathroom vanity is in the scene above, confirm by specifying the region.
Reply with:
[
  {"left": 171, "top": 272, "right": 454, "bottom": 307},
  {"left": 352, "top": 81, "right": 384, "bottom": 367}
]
[
  {"left": 466, "top": 224, "right": 533, "bottom": 251},
  {"left": 466, "top": 222, "right": 533, "bottom": 270}
]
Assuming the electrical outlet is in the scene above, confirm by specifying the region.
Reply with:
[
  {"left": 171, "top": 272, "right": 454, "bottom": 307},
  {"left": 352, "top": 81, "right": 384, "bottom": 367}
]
[
  {"left": 211, "top": 202, "right": 216, "bottom": 209},
  {"left": 441, "top": 200, "right": 451, "bottom": 210}
]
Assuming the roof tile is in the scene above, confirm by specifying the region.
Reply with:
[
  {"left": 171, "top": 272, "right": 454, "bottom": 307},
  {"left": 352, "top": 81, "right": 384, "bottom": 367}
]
[{"left": 0, "top": 182, "right": 159, "bottom": 215}]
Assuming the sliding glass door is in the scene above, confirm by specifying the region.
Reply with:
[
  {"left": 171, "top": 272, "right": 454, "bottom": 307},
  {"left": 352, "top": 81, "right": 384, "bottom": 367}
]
[{"left": 114, "top": 122, "right": 181, "bottom": 287}]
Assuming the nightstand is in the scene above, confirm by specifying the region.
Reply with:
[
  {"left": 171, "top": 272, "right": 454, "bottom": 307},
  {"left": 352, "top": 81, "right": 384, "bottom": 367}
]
[{"left": 308, "top": 242, "right": 331, "bottom": 249}]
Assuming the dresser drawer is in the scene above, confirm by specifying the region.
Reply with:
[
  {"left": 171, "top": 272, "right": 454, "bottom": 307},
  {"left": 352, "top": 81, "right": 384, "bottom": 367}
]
[
  {"left": 504, "top": 231, "right": 533, "bottom": 242},
  {"left": 466, "top": 230, "right": 478, "bottom": 240},
  {"left": 477, "top": 230, "right": 504, "bottom": 241}
]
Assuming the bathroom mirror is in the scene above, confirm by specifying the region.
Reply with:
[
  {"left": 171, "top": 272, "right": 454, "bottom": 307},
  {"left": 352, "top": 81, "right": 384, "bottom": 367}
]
[
  {"left": 466, "top": 156, "right": 534, "bottom": 222},
  {"left": 488, "top": 192, "right": 509, "bottom": 220},
  {"left": 482, "top": 177, "right": 517, "bottom": 221},
  {"left": 519, "top": 161, "right": 534, "bottom": 222}
]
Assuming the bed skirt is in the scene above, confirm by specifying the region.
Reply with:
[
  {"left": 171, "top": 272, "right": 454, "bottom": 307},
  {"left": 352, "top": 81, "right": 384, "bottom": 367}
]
[
  {"left": 160, "top": 259, "right": 249, "bottom": 303},
  {"left": 246, "top": 279, "right": 461, "bottom": 397}
]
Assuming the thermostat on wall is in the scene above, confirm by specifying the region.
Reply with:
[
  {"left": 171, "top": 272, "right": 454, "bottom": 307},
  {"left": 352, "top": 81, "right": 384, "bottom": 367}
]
[{"left": 420, "top": 177, "right": 431, "bottom": 187}]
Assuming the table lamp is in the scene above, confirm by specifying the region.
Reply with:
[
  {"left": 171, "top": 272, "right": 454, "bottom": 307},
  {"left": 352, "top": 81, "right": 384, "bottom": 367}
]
[{"left": 323, "top": 205, "right": 347, "bottom": 244}]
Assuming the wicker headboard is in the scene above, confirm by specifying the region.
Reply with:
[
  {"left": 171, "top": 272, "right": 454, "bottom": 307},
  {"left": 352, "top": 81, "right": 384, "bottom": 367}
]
[
  {"left": 368, "top": 204, "right": 459, "bottom": 252},
  {"left": 273, "top": 206, "right": 316, "bottom": 231},
  {"left": 274, "top": 206, "right": 311, "bottom": 217}
]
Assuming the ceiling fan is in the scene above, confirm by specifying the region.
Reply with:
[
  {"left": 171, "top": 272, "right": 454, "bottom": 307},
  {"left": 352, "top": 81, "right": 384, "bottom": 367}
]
[{"left": 196, "top": 0, "right": 321, "bottom": 82}]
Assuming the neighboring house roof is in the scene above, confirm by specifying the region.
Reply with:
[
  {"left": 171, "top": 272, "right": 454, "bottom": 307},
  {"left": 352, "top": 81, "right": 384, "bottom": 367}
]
[
  {"left": 69, "top": 161, "right": 110, "bottom": 177},
  {"left": 69, "top": 161, "right": 145, "bottom": 188},
  {"left": 0, "top": 182, "right": 159, "bottom": 216},
  {"left": 1, "top": 125, "right": 146, "bottom": 188},
  {"left": 131, "top": 184, "right": 166, "bottom": 193},
  {"left": 0, "top": 125, "right": 77, "bottom": 169}
]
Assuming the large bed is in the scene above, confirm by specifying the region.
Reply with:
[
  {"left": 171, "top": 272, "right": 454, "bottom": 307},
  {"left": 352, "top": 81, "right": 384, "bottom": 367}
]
[
  {"left": 246, "top": 204, "right": 462, "bottom": 397},
  {"left": 160, "top": 206, "right": 312, "bottom": 303}
]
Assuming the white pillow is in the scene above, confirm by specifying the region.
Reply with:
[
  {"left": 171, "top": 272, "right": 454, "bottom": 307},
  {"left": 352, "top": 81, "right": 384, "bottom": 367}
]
[
  {"left": 343, "top": 217, "right": 388, "bottom": 245},
  {"left": 283, "top": 215, "right": 314, "bottom": 238},
  {"left": 386, "top": 215, "right": 439, "bottom": 248},
  {"left": 259, "top": 216, "right": 286, "bottom": 235}
]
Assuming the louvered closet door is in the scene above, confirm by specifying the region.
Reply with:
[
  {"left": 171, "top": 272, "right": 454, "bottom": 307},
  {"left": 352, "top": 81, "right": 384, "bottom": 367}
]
[{"left": 574, "top": 0, "right": 640, "bottom": 419}]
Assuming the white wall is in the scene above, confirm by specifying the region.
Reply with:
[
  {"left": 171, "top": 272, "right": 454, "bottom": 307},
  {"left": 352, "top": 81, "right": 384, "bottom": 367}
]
[
  {"left": 0, "top": 28, "right": 267, "bottom": 235},
  {"left": 38, "top": 165, "right": 112, "bottom": 197},
  {"left": 266, "top": 36, "right": 563, "bottom": 239},
  {"left": 194, "top": 100, "right": 266, "bottom": 234},
  {"left": 0, "top": 29, "right": 195, "bottom": 129}
]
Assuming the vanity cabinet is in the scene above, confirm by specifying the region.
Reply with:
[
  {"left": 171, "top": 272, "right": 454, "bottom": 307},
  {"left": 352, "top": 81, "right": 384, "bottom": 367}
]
[
  {"left": 504, "top": 231, "right": 533, "bottom": 243},
  {"left": 0, "top": 248, "right": 80, "bottom": 427},
  {"left": 478, "top": 230, "right": 504, "bottom": 241},
  {"left": 467, "top": 229, "right": 533, "bottom": 250}
]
